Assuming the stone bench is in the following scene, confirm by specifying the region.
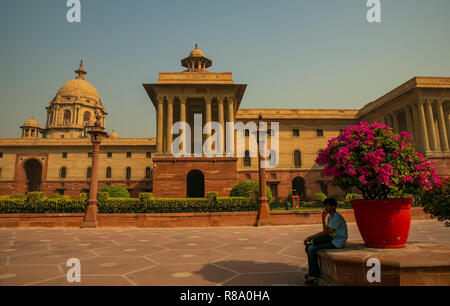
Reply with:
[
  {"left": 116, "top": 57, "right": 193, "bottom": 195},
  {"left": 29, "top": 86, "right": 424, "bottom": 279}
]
[{"left": 318, "top": 242, "right": 450, "bottom": 286}]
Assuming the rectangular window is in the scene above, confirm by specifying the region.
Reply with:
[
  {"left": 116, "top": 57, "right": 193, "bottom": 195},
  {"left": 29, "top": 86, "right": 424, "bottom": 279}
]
[
  {"left": 127, "top": 152, "right": 132, "bottom": 158},
  {"left": 88, "top": 152, "right": 92, "bottom": 158},
  {"left": 267, "top": 129, "right": 272, "bottom": 136},
  {"left": 0, "top": 153, "right": 3, "bottom": 158},
  {"left": 293, "top": 129, "right": 299, "bottom": 137},
  {"left": 62, "top": 152, "right": 67, "bottom": 158},
  {"left": 245, "top": 129, "right": 250, "bottom": 137},
  {"left": 146, "top": 152, "right": 152, "bottom": 158},
  {"left": 269, "top": 183, "right": 278, "bottom": 198},
  {"left": 107, "top": 152, "right": 112, "bottom": 158},
  {"left": 317, "top": 129, "right": 324, "bottom": 137}
]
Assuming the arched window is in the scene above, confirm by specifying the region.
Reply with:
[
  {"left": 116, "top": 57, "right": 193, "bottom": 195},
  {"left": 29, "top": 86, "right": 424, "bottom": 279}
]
[
  {"left": 83, "top": 111, "right": 91, "bottom": 123},
  {"left": 86, "top": 167, "right": 91, "bottom": 179},
  {"left": 59, "top": 167, "right": 67, "bottom": 179},
  {"left": 244, "top": 150, "right": 251, "bottom": 167},
  {"left": 64, "top": 110, "right": 71, "bottom": 124},
  {"left": 0, "top": 167, "right": 2, "bottom": 178},
  {"left": 145, "top": 167, "right": 152, "bottom": 179},
  {"left": 294, "top": 150, "right": 301, "bottom": 168},
  {"left": 126, "top": 167, "right": 131, "bottom": 180},
  {"left": 106, "top": 167, "right": 111, "bottom": 179}
]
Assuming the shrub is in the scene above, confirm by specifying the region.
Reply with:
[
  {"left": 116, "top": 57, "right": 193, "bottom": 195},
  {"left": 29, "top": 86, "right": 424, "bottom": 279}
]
[
  {"left": 345, "top": 193, "right": 362, "bottom": 202},
  {"left": 230, "top": 181, "right": 273, "bottom": 203},
  {"left": 316, "top": 121, "right": 441, "bottom": 199},
  {"left": 98, "top": 196, "right": 257, "bottom": 213},
  {"left": 10, "top": 194, "right": 26, "bottom": 200},
  {"left": 418, "top": 178, "right": 450, "bottom": 226},
  {"left": 313, "top": 193, "right": 327, "bottom": 203},
  {"left": 0, "top": 198, "right": 87, "bottom": 214},
  {"left": 48, "top": 194, "right": 63, "bottom": 199},
  {"left": 26, "top": 192, "right": 45, "bottom": 202},
  {"left": 100, "top": 186, "right": 130, "bottom": 198},
  {"left": 97, "top": 192, "right": 109, "bottom": 204},
  {"left": 138, "top": 192, "right": 153, "bottom": 201},
  {"left": 207, "top": 192, "right": 218, "bottom": 201}
]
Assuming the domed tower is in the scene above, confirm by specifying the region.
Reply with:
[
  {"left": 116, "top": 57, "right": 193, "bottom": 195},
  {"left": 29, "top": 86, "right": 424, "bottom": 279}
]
[
  {"left": 181, "top": 44, "right": 212, "bottom": 72},
  {"left": 42, "top": 61, "right": 107, "bottom": 139},
  {"left": 20, "top": 116, "right": 41, "bottom": 139}
]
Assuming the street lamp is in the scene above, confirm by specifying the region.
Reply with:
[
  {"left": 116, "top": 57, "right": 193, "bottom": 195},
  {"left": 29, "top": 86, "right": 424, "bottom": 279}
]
[
  {"left": 257, "top": 113, "right": 270, "bottom": 226},
  {"left": 81, "top": 113, "right": 107, "bottom": 228}
]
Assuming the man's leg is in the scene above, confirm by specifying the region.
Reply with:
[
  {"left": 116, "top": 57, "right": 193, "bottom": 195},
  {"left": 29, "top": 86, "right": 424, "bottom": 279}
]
[{"left": 306, "top": 242, "right": 336, "bottom": 278}]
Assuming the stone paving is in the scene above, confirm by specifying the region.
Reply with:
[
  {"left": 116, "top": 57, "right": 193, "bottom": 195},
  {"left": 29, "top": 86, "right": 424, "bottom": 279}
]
[{"left": 0, "top": 220, "right": 448, "bottom": 286}]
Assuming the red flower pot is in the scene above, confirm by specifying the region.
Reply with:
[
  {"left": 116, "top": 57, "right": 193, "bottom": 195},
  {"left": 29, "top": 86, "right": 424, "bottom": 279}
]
[{"left": 350, "top": 198, "right": 412, "bottom": 248}]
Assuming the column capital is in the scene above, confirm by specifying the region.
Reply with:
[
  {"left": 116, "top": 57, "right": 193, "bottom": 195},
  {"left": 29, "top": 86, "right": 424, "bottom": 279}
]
[
  {"left": 205, "top": 96, "right": 213, "bottom": 104},
  {"left": 179, "top": 96, "right": 187, "bottom": 104},
  {"left": 217, "top": 96, "right": 225, "bottom": 104},
  {"left": 166, "top": 96, "right": 175, "bottom": 104},
  {"left": 156, "top": 96, "right": 164, "bottom": 104},
  {"left": 418, "top": 97, "right": 427, "bottom": 105},
  {"left": 226, "top": 96, "right": 235, "bottom": 103}
]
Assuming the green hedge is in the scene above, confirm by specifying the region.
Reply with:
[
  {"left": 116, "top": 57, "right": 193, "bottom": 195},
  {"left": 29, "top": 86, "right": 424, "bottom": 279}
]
[
  {"left": 0, "top": 192, "right": 257, "bottom": 214},
  {"left": 98, "top": 196, "right": 257, "bottom": 213},
  {"left": 100, "top": 186, "right": 130, "bottom": 198},
  {"left": 230, "top": 181, "right": 273, "bottom": 203}
]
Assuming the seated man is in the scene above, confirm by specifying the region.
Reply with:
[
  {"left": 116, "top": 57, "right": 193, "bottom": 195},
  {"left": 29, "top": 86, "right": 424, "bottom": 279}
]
[{"left": 303, "top": 198, "right": 348, "bottom": 285}]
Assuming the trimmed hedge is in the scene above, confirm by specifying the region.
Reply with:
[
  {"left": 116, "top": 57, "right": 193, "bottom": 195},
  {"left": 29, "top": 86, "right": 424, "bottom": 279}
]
[
  {"left": 230, "top": 181, "right": 273, "bottom": 203},
  {"left": 98, "top": 196, "right": 257, "bottom": 213},
  {"left": 0, "top": 192, "right": 257, "bottom": 214},
  {"left": 100, "top": 186, "right": 130, "bottom": 198}
]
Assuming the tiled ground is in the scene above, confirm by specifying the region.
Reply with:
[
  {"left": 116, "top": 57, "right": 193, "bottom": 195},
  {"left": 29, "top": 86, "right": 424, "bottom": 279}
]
[{"left": 0, "top": 220, "right": 448, "bottom": 286}]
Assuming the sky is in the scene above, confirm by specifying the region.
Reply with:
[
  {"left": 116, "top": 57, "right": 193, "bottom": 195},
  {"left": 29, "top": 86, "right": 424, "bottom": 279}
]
[{"left": 1, "top": 0, "right": 450, "bottom": 138}]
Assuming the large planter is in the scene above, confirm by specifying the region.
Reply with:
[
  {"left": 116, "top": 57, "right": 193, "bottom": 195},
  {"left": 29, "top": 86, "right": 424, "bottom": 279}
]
[{"left": 351, "top": 198, "right": 413, "bottom": 248}]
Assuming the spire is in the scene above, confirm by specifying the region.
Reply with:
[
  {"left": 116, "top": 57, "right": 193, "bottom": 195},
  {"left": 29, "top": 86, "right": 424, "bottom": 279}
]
[{"left": 75, "top": 60, "right": 87, "bottom": 80}]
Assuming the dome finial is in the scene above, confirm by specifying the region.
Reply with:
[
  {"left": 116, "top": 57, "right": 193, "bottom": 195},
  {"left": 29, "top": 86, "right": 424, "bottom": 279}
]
[
  {"left": 195, "top": 43, "right": 198, "bottom": 49},
  {"left": 75, "top": 60, "right": 87, "bottom": 80}
]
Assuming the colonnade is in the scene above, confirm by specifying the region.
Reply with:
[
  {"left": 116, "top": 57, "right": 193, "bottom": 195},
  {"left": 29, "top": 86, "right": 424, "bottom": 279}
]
[{"left": 384, "top": 98, "right": 449, "bottom": 153}]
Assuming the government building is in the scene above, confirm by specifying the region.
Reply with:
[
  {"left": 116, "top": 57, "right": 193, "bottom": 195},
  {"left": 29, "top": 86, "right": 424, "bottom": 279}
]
[{"left": 0, "top": 45, "right": 449, "bottom": 199}]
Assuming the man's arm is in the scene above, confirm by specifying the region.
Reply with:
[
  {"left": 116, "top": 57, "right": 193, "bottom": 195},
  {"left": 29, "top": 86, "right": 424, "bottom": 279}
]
[{"left": 304, "top": 227, "right": 335, "bottom": 244}]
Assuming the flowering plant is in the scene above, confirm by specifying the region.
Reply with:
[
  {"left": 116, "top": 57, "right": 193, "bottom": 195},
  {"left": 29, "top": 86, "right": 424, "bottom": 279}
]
[{"left": 316, "top": 121, "right": 441, "bottom": 200}]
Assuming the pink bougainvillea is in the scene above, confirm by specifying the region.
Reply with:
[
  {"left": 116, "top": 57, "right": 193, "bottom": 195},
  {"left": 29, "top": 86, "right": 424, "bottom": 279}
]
[{"left": 316, "top": 121, "right": 441, "bottom": 199}]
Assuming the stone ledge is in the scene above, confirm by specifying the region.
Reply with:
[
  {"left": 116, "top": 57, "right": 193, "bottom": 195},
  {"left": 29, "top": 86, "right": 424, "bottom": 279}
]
[{"left": 318, "top": 242, "right": 450, "bottom": 286}]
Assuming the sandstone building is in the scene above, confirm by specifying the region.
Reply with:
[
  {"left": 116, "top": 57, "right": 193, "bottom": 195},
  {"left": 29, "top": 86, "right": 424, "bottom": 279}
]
[{"left": 0, "top": 46, "right": 449, "bottom": 199}]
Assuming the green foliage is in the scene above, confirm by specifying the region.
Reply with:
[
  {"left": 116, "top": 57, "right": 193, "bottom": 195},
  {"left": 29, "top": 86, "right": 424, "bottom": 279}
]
[
  {"left": 345, "top": 193, "right": 362, "bottom": 202},
  {"left": 138, "top": 192, "right": 153, "bottom": 201},
  {"left": 97, "top": 192, "right": 109, "bottom": 204},
  {"left": 80, "top": 193, "right": 88, "bottom": 201},
  {"left": 269, "top": 200, "right": 352, "bottom": 210},
  {"left": 26, "top": 192, "right": 45, "bottom": 202},
  {"left": 313, "top": 193, "right": 327, "bottom": 203},
  {"left": 100, "top": 186, "right": 130, "bottom": 198},
  {"left": 48, "top": 194, "right": 63, "bottom": 199},
  {"left": 229, "top": 181, "right": 273, "bottom": 203},
  {"left": 0, "top": 198, "right": 87, "bottom": 213},
  {"left": 207, "top": 192, "right": 218, "bottom": 201},
  {"left": 98, "top": 196, "right": 257, "bottom": 213},
  {"left": 418, "top": 179, "right": 450, "bottom": 226},
  {"left": 9, "top": 194, "right": 26, "bottom": 199}
]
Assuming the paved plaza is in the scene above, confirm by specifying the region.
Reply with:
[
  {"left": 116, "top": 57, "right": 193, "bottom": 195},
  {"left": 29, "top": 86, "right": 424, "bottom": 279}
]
[{"left": 0, "top": 220, "right": 449, "bottom": 286}]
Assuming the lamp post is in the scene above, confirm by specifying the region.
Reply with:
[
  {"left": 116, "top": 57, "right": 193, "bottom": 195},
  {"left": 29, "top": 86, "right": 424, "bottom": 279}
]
[
  {"left": 257, "top": 113, "right": 270, "bottom": 226},
  {"left": 81, "top": 113, "right": 107, "bottom": 228}
]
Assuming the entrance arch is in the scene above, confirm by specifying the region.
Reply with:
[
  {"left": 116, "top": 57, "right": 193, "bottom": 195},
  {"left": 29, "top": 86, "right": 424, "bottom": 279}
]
[
  {"left": 187, "top": 170, "right": 205, "bottom": 198},
  {"left": 24, "top": 159, "right": 42, "bottom": 192},
  {"left": 292, "top": 176, "right": 306, "bottom": 200}
]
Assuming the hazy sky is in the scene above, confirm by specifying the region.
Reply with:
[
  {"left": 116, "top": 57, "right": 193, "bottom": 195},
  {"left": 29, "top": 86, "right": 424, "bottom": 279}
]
[{"left": 1, "top": 0, "right": 450, "bottom": 138}]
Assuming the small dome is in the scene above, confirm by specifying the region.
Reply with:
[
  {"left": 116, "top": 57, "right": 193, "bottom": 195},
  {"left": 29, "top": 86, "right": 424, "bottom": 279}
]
[
  {"left": 23, "top": 116, "right": 40, "bottom": 127},
  {"left": 109, "top": 130, "right": 118, "bottom": 138},
  {"left": 189, "top": 44, "right": 205, "bottom": 57},
  {"left": 56, "top": 78, "right": 100, "bottom": 102}
]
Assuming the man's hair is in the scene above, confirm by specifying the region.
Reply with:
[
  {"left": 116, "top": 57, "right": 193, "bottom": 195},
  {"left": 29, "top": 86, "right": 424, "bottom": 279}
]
[{"left": 323, "top": 198, "right": 337, "bottom": 208}]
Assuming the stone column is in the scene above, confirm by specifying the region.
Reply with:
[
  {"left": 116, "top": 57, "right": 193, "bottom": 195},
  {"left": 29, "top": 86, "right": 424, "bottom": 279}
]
[
  {"left": 205, "top": 96, "right": 212, "bottom": 138},
  {"left": 417, "top": 99, "right": 431, "bottom": 153},
  {"left": 392, "top": 112, "right": 399, "bottom": 133},
  {"left": 404, "top": 106, "right": 414, "bottom": 138},
  {"left": 156, "top": 96, "right": 164, "bottom": 153},
  {"left": 166, "top": 96, "right": 174, "bottom": 154},
  {"left": 179, "top": 96, "right": 187, "bottom": 153},
  {"left": 411, "top": 103, "right": 421, "bottom": 147},
  {"left": 425, "top": 99, "right": 438, "bottom": 152},
  {"left": 217, "top": 97, "right": 225, "bottom": 154},
  {"left": 436, "top": 99, "right": 449, "bottom": 152},
  {"left": 227, "top": 97, "right": 235, "bottom": 123}
]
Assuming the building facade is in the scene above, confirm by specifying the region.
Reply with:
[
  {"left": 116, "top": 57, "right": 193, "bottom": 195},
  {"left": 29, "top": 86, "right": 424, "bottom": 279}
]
[{"left": 0, "top": 46, "right": 449, "bottom": 199}]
